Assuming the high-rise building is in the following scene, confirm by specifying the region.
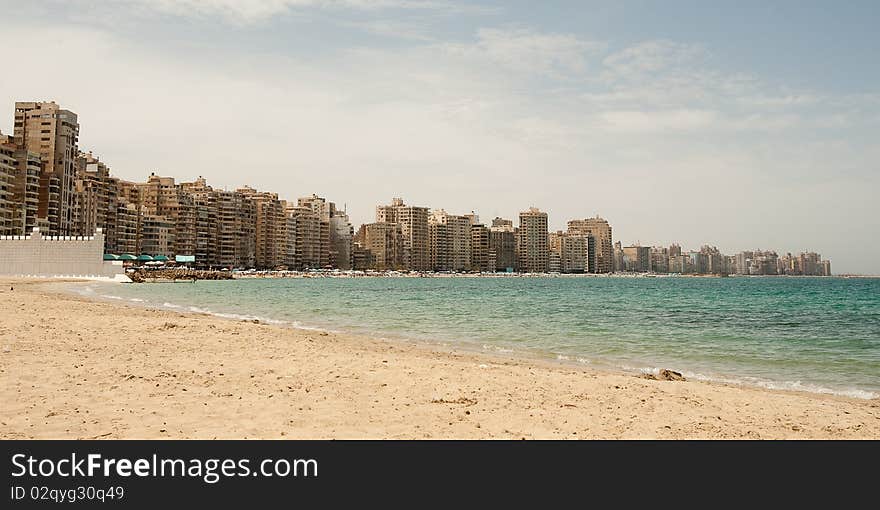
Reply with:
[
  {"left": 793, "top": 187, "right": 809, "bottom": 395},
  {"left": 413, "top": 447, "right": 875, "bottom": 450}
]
[
  {"left": 1, "top": 141, "right": 41, "bottom": 236},
  {"left": 428, "top": 209, "right": 471, "bottom": 271},
  {"left": 297, "top": 194, "right": 331, "bottom": 268},
  {"left": 561, "top": 234, "right": 587, "bottom": 273},
  {"left": 114, "top": 201, "right": 139, "bottom": 255},
  {"left": 13, "top": 101, "right": 79, "bottom": 235},
  {"left": 490, "top": 217, "right": 516, "bottom": 272},
  {"left": 470, "top": 224, "right": 494, "bottom": 273},
  {"left": 299, "top": 194, "right": 351, "bottom": 270},
  {"left": 376, "top": 198, "right": 429, "bottom": 271},
  {"left": 238, "top": 186, "right": 287, "bottom": 269},
  {"left": 180, "top": 177, "right": 216, "bottom": 266},
  {"left": 329, "top": 208, "right": 353, "bottom": 270},
  {"left": 622, "top": 245, "right": 651, "bottom": 272},
  {"left": 139, "top": 213, "right": 174, "bottom": 257},
  {"left": 567, "top": 217, "right": 613, "bottom": 273},
  {"left": 650, "top": 247, "right": 669, "bottom": 274},
  {"left": 212, "top": 190, "right": 255, "bottom": 269},
  {"left": 138, "top": 173, "right": 195, "bottom": 258},
  {"left": 73, "top": 152, "right": 124, "bottom": 252},
  {"left": 517, "top": 207, "right": 549, "bottom": 273},
  {"left": 286, "top": 204, "right": 326, "bottom": 269},
  {"left": 0, "top": 141, "right": 15, "bottom": 235},
  {"left": 357, "top": 222, "right": 403, "bottom": 270}
]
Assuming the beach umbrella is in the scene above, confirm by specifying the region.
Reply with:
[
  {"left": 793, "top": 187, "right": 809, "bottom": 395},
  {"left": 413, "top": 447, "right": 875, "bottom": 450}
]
[
  {"left": 137, "top": 254, "right": 154, "bottom": 262},
  {"left": 103, "top": 253, "right": 120, "bottom": 260},
  {"left": 119, "top": 254, "right": 137, "bottom": 261},
  {"left": 154, "top": 255, "right": 169, "bottom": 262}
]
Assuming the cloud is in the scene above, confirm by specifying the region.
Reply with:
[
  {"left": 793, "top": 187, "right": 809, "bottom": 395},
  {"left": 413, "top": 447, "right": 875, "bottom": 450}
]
[
  {"left": 602, "top": 40, "right": 708, "bottom": 81},
  {"left": 598, "top": 109, "right": 718, "bottom": 133},
  {"left": 102, "top": 0, "right": 481, "bottom": 24},
  {"left": 442, "top": 27, "right": 604, "bottom": 77}
]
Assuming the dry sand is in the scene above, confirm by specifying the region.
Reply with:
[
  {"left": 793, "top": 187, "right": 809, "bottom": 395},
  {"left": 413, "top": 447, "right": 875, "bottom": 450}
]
[{"left": 1, "top": 278, "right": 878, "bottom": 439}]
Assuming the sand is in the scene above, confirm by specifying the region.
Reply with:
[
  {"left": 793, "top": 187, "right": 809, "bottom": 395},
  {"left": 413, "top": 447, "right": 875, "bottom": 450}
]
[{"left": 1, "top": 278, "right": 878, "bottom": 439}]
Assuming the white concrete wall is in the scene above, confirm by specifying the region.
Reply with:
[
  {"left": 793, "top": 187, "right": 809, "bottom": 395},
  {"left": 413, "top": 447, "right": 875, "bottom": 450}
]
[{"left": 0, "top": 227, "right": 123, "bottom": 278}]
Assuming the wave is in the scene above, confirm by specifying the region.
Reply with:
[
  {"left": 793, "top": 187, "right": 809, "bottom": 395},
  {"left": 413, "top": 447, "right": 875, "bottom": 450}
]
[{"left": 623, "top": 365, "right": 878, "bottom": 400}]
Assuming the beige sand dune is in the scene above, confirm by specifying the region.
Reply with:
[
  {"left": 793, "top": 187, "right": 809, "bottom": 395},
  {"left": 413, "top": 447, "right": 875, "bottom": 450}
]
[{"left": 1, "top": 278, "right": 877, "bottom": 439}]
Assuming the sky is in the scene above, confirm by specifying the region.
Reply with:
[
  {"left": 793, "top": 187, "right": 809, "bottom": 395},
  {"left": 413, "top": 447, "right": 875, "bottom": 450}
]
[{"left": 0, "top": 0, "right": 877, "bottom": 273}]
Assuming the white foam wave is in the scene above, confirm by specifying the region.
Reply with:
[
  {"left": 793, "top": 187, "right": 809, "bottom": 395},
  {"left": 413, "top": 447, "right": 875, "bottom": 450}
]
[{"left": 627, "top": 365, "right": 877, "bottom": 400}]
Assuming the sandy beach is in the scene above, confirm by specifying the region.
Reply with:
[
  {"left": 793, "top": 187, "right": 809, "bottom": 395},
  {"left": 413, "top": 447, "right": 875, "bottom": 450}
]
[{"left": 1, "top": 278, "right": 878, "bottom": 439}]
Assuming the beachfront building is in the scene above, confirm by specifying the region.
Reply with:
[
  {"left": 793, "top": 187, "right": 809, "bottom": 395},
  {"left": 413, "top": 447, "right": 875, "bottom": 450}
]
[
  {"left": 357, "top": 222, "right": 403, "bottom": 270},
  {"left": 517, "top": 207, "right": 549, "bottom": 273},
  {"left": 180, "top": 177, "right": 216, "bottom": 266},
  {"left": 550, "top": 231, "right": 588, "bottom": 273},
  {"left": 0, "top": 140, "right": 15, "bottom": 235},
  {"left": 777, "top": 251, "right": 830, "bottom": 276},
  {"left": 490, "top": 217, "right": 517, "bottom": 272},
  {"left": 622, "top": 245, "right": 651, "bottom": 272},
  {"left": 286, "top": 204, "right": 327, "bottom": 269},
  {"left": 138, "top": 173, "right": 196, "bottom": 258},
  {"left": 376, "top": 198, "right": 429, "bottom": 271},
  {"left": 650, "top": 246, "right": 669, "bottom": 274},
  {"left": 428, "top": 209, "right": 472, "bottom": 272},
  {"left": 139, "top": 212, "right": 174, "bottom": 257},
  {"left": 329, "top": 208, "right": 353, "bottom": 270},
  {"left": 567, "top": 216, "right": 613, "bottom": 273},
  {"left": 115, "top": 201, "right": 139, "bottom": 256},
  {"left": 13, "top": 101, "right": 80, "bottom": 236},
  {"left": 238, "top": 187, "right": 287, "bottom": 269},
  {"left": 298, "top": 194, "right": 352, "bottom": 270},
  {"left": 470, "top": 223, "right": 494, "bottom": 272},
  {"left": 0, "top": 139, "right": 41, "bottom": 237},
  {"left": 213, "top": 190, "right": 256, "bottom": 269},
  {"left": 73, "top": 152, "right": 128, "bottom": 253}
]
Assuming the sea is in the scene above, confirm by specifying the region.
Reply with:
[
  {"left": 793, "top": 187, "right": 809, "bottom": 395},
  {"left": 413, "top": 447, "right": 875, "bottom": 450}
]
[{"left": 76, "top": 275, "right": 880, "bottom": 399}]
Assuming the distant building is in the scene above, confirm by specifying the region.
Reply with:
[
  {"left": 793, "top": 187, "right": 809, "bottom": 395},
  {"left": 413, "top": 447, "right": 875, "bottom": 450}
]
[
  {"left": 428, "top": 209, "right": 471, "bottom": 271},
  {"left": 377, "top": 198, "right": 429, "bottom": 271},
  {"left": 470, "top": 224, "right": 494, "bottom": 272},
  {"left": 622, "top": 245, "right": 651, "bottom": 272},
  {"left": 567, "top": 216, "right": 613, "bottom": 273},
  {"left": 238, "top": 187, "right": 287, "bottom": 269},
  {"left": 329, "top": 208, "right": 353, "bottom": 270},
  {"left": 287, "top": 204, "right": 327, "bottom": 269},
  {"left": 490, "top": 218, "right": 516, "bottom": 272},
  {"left": 358, "top": 222, "right": 403, "bottom": 270},
  {"left": 517, "top": 207, "right": 549, "bottom": 273}
]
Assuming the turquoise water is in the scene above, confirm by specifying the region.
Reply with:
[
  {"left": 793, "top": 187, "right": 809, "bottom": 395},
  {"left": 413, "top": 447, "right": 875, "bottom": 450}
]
[{"left": 82, "top": 276, "right": 880, "bottom": 399}]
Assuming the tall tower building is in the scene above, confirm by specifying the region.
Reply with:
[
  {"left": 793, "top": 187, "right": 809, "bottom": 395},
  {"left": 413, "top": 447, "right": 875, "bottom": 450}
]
[
  {"left": 376, "top": 198, "right": 429, "bottom": 271},
  {"left": 13, "top": 101, "right": 80, "bottom": 235},
  {"left": 428, "top": 209, "right": 471, "bottom": 271},
  {"left": 567, "top": 216, "right": 613, "bottom": 273},
  {"left": 238, "top": 186, "right": 287, "bottom": 269},
  {"left": 517, "top": 207, "right": 549, "bottom": 273},
  {"left": 490, "top": 217, "right": 517, "bottom": 272},
  {"left": 138, "top": 173, "right": 195, "bottom": 257}
]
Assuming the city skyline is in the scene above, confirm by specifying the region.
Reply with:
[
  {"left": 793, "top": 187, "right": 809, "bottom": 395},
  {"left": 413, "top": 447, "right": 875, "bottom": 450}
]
[
  {"left": 0, "top": 99, "right": 837, "bottom": 276},
  {"left": 0, "top": 1, "right": 877, "bottom": 272}
]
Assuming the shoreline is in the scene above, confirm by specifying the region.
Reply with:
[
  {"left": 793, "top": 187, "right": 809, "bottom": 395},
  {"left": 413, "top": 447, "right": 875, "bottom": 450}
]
[
  {"left": 68, "top": 279, "right": 879, "bottom": 401},
  {"left": 1, "top": 277, "right": 878, "bottom": 439}
]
